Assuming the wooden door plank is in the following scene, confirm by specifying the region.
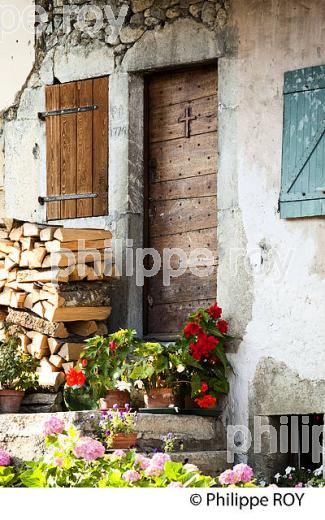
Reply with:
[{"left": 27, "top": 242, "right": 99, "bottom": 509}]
[
  {"left": 77, "top": 80, "right": 93, "bottom": 217},
  {"left": 60, "top": 83, "right": 77, "bottom": 219},
  {"left": 148, "top": 270, "right": 217, "bottom": 305},
  {"left": 149, "top": 67, "right": 217, "bottom": 108},
  {"left": 150, "top": 172, "right": 216, "bottom": 201},
  {"left": 93, "top": 77, "right": 109, "bottom": 216},
  {"left": 150, "top": 133, "right": 217, "bottom": 182},
  {"left": 149, "top": 196, "right": 217, "bottom": 238},
  {"left": 149, "top": 95, "right": 217, "bottom": 143},
  {"left": 147, "top": 299, "right": 216, "bottom": 335},
  {"left": 46, "top": 85, "right": 61, "bottom": 220},
  {"left": 150, "top": 228, "right": 217, "bottom": 265}
]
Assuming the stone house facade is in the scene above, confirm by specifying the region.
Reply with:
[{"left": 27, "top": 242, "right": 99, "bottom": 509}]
[{"left": 1, "top": 0, "right": 325, "bottom": 475}]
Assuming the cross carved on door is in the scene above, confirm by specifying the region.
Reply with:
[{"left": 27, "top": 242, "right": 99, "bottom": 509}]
[{"left": 178, "top": 105, "right": 197, "bottom": 138}]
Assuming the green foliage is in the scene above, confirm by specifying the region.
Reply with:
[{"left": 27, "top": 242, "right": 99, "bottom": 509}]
[
  {"left": 0, "top": 333, "right": 38, "bottom": 391},
  {"left": 0, "top": 466, "right": 16, "bottom": 487},
  {"left": 80, "top": 329, "right": 136, "bottom": 400}
]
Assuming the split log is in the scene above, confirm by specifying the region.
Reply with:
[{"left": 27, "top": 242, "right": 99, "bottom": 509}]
[
  {"left": 38, "top": 371, "right": 66, "bottom": 392},
  {"left": 40, "top": 227, "right": 58, "bottom": 242},
  {"left": 67, "top": 320, "right": 98, "bottom": 337},
  {"left": 5, "top": 257, "right": 18, "bottom": 272},
  {"left": 62, "top": 362, "right": 75, "bottom": 374},
  {"left": 17, "top": 269, "right": 69, "bottom": 283},
  {"left": 10, "top": 291, "right": 27, "bottom": 309},
  {"left": 24, "top": 293, "right": 34, "bottom": 310},
  {"left": 58, "top": 343, "right": 86, "bottom": 362},
  {"left": 38, "top": 357, "right": 60, "bottom": 373},
  {"left": 32, "top": 301, "right": 45, "bottom": 318},
  {"left": 9, "top": 226, "right": 23, "bottom": 242},
  {"left": 19, "top": 250, "right": 29, "bottom": 267},
  {"left": 23, "top": 223, "right": 44, "bottom": 237},
  {"left": 97, "top": 322, "right": 108, "bottom": 336},
  {"left": 20, "top": 237, "right": 35, "bottom": 251},
  {"left": 40, "top": 282, "right": 111, "bottom": 308},
  {"left": 54, "top": 228, "right": 112, "bottom": 242},
  {"left": 45, "top": 239, "right": 109, "bottom": 252},
  {"left": 6, "top": 309, "right": 69, "bottom": 338},
  {"left": 44, "top": 306, "right": 111, "bottom": 323},
  {"left": 49, "top": 355, "right": 64, "bottom": 369},
  {"left": 0, "top": 229, "right": 9, "bottom": 240},
  {"left": 0, "top": 290, "right": 12, "bottom": 306},
  {"left": 28, "top": 247, "right": 47, "bottom": 269},
  {"left": 30, "top": 332, "right": 49, "bottom": 359},
  {"left": 18, "top": 334, "right": 31, "bottom": 354},
  {"left": 0, "top": 240, "right": 14, "bottom": 254},
  {"left": 48, "top": 337, "right": 63, "bottom": 355}
]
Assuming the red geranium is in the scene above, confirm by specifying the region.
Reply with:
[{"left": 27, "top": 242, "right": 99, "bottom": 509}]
[
  {"left": 195, "top": 394, "right": 217, "bottom": 409},
  {"left": 81, "top": 359, "right": 88, "bottom": 368},
  {"left": 208, "top": 303, "right": 222, "bottom": 320},
  {"left": 201, "top": 382, "right": 208, "bottom": 393},
  {"left": 217, "top": 319, "right": 228, "bottom": 334},
  {"left": 109, "top": 341, "right": 118, "bottom": 351},
  {"left": 189, "top": 333, "right": 219, "bottom": 361},
  {"left": 66, "top": 368, "right": 86, "bottom": 387},
  {"left": 184, "top": 322, "right": 202, "bottom": 338}
]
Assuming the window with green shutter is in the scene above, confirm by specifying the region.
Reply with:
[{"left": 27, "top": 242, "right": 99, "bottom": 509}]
[{"left": 280, "top": 65, "right": 325, "bottom": 218}]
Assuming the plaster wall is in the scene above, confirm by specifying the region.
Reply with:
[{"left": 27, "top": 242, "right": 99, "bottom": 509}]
[{"left": 218, "top": 0, "right": 325, "bottom": 442}]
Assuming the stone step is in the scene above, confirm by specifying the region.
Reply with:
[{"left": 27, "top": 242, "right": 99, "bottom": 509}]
[
  {"left": 170, "top": 451, "right": 230, "bottom": 477},
  {"left": 0, "top": 411, "right": 227, "bottom": 464}
]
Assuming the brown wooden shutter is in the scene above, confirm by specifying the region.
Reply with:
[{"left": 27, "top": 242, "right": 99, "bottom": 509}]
[{"left": 45, "top": 77, "right": 109, "bottom": 220}]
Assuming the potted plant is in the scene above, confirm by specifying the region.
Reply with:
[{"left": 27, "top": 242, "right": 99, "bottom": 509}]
[
  {"left": 0, "top": 333, "right": 38, "bottom": 413},
  {"left": 130, "top": 341, "right": 180, "bottom": 408},
  {"left": 175, "top": 302, "right": 231, "bottom": 409},
  {"left": 79, "top": 329, "right": 135, "bottom": 409},
  {"left": 98, "top": 404, "right": 138, "bottom": 449}
]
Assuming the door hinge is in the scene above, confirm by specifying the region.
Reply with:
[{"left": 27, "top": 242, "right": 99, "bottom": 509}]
[{"left": 38, "top": 105, "right": 98, "bottom": 121}]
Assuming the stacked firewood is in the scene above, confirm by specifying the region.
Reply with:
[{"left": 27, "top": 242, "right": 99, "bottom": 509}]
[{"left": 0, "top": 219, "right": 117, "bottom": 392}]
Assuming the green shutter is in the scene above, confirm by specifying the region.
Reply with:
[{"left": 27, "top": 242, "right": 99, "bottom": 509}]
[{"left": 280, "top": 65, "right": 325, "bottom": 218}]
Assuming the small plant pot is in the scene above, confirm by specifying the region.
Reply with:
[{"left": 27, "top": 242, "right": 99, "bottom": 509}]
[
  {"left": 101, "top": 390, "right": 130, "bottom": 410},
  {"left": 111, "top": 433, "right": 138, "bottom": 449},
  {"left": 144, "top": 388, "right": 175, "bottom": 409},
  {"left": 0, "top": 390, "right": 25, "bottom": 413}
]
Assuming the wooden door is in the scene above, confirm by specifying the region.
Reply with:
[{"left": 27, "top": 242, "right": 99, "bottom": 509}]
[{"left": 145, "top": 66, "right": 218, "bottom": 337}]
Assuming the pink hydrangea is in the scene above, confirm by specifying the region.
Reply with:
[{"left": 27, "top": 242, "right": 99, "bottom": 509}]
[
  {"left": 73, "top": 437, "right": 105, "bottom": 461},
  {"left": 112, "top": 450, "right": 126, "bottom": 459},
  {"left": 122, "top": 470, "right": 141, "bottom": 483},
  {"left": 145, "top": 464, "right": 164, "bottom": 477},
  {"left": 219, "top": 469, "right": 236, "bottom": 485},
  {"left": 233, "top": 463, "right": 254, "bottom": 483},
  {"left": 151, "top": 452, "right": 171, "bottom": 469},
  {"left": 134, "top": 454, "right": 151, "bottom": 470},
  {"left": 43, "top": 416, "right": 65, "bottom": 436},
  {"left": 168, "top": 482, "right": 184, "bottom": 488},
  {"left": 54, "top": 457, "right": 63, "bottom": 467},
  {"left": 0, "top": 449, "right": 11, "bottom": 467}
]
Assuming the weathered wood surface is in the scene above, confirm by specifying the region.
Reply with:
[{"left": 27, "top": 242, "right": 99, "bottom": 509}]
[
  {"left": 146, "top": 66, "right": 218, "bottom": 335},
  {"left": 6, "top": 309, "right": 69, "bottom": 338}
]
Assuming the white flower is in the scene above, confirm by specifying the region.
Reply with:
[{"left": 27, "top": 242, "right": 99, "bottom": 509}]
[
  {"left": 259, "top": 480, "right": 266, "bottom": 487},
  {"left": 134, "top": 379, "right": 144, "bottom": 389},
  {"left": 183, "top": 463, "right": 199, "bottom": 473},
  {"left": 285, "top": 466, "right": 295, "bottom": 475},
  {"left": 177, "top": 364, "right": 185, "bottom": 373},
  {"left": 314, "top": 465, "right": 323, "bottom": 477},
  {"left": 274, "top": 473, "right": 281, "bottom": 482},
  {"left": 116, "top": 380, "right": 132, "bottom": 392}
]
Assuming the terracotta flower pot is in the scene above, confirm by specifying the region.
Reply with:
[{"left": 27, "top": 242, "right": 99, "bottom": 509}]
[
  {"left": 111, "top": 433, "right": 138, "bottom": 449},
  {"left": 100, "top": 390, "right": 130, "bottom": 410},
  {"left": 0, "top": 390, "right": 25, "bottom": 413},
  {"left": 144, "top": 387, "right": 175, "bottom": 409}
]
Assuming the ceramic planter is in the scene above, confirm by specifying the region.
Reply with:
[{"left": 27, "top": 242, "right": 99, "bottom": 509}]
[
  {"left": 144, "top": 387, "right": 175, "bottom": 409},
  {"left": 100, "top": 390, "right": 130, "bottom": 410},
  {"left": 111, "top": 432, "right": 138, "bottom": 449},
  {"left": 0, "top": 390, "right": 25, "bottom": 413}
]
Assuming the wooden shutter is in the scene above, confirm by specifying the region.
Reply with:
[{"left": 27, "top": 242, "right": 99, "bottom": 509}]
[
  {"left": 280, "top": 65, "right": 325, "bottom": 218},
  {"left": 45, "top": 77, "right": 109, "bottom": 220}
]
